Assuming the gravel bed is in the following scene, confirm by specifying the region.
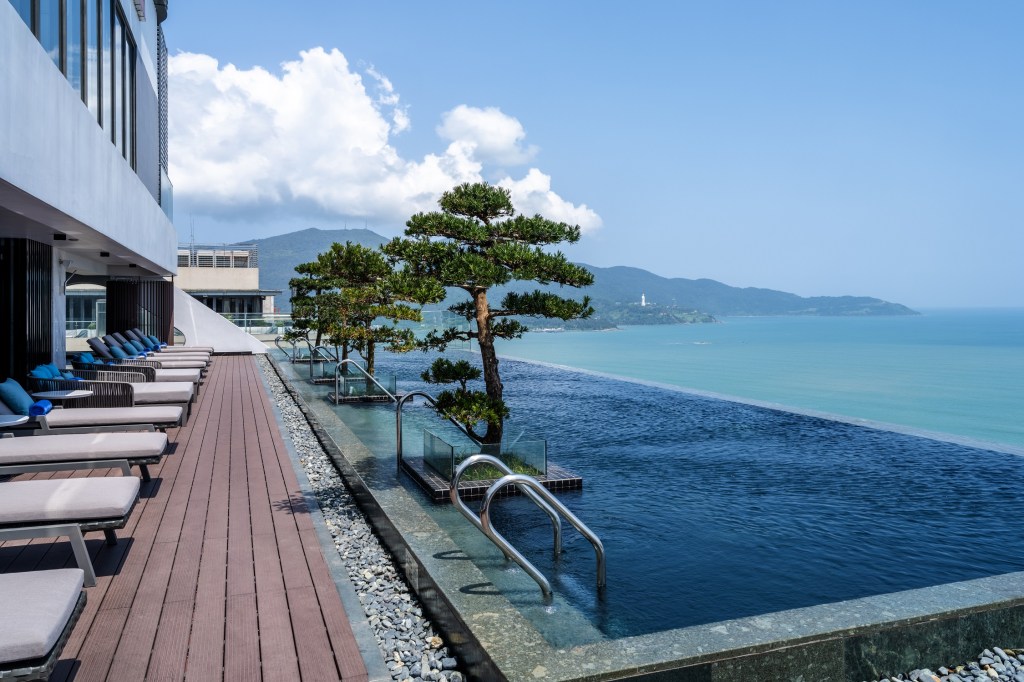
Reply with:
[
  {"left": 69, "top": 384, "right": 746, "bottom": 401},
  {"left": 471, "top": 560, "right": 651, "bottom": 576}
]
[
  {"left": 867, "top": 648, "right": 1024, "bottom": 681},
  {"left": 258, "top": 356, "right": 465, "bottom": 682}
]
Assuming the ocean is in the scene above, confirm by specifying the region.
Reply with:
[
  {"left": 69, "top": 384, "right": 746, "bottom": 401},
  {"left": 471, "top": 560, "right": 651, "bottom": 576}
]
[{"left": 492, "top": 308, "right": 1024, "bottom": 450}]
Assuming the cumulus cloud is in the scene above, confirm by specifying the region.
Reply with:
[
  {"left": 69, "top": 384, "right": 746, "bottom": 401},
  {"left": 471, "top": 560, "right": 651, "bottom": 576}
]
[
  {"left": 168, "top": 48, "right": 598, "bottom": 232},
  {"left": 499, "top": 169, "right": 602, "bottom": 234},
  {"left": 436, "top": 105, "right": 538, "bottom": 166}
]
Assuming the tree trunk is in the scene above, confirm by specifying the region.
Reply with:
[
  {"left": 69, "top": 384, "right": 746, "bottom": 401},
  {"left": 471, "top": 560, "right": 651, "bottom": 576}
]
[
  {"left": 365, "top": 340, "right": 375, "bottom": 377},
  {"left": 474, "top": 289, "right": 503, "bottom": 444}
]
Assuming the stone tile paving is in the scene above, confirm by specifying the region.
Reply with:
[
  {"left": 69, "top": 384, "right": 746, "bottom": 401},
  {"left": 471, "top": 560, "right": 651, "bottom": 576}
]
[{"left": 259, "top": 356, "right": 465, "bottom": 682}]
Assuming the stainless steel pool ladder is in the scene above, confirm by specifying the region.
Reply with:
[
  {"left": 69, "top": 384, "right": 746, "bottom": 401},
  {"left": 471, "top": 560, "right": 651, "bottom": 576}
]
[
  {"left": 450, "top": 454, "right": 606, "bottom": 600},
  {"left": 333, "top": 359, "right": 397, "bottom": 405}
]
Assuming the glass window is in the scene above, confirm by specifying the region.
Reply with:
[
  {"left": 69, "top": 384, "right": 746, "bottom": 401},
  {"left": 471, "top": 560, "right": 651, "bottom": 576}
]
[
  {"left": 123, "top": 19, "right": 135, "bottom": 167},
  {"left": 100, "top": 0, "right": 110, "bottom": 136},
  {"left": 10, "top": 0, "right": 32, "bottom": 28},
  {"left": 38, "top": 0, "right": 61, "bottom": 69},
  {"left": 112, "top": 8, "right": 122, "bottom": 152},
  {"left": 85, "top": 0, "right": 98, "bottom": 120},
  {"left": 65, "top": 0, "right": 83, "bottom": 99}
]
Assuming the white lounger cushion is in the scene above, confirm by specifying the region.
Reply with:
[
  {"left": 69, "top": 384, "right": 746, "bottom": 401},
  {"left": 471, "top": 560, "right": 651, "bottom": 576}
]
[
  {"left": 130, "top": 382, "right": 193, "bottom": 404},
  {"left": 151, "top": 359, "right": 207, "bottom": 369},
  {"left": 40, "top": 406, "right": 182, "bottom": 428},
  {"left": 152, "top": 368, "right": 202, "bottom": 383},
  {"left": 0, "top": 477, "right": 140, "bottom": 524},
  {"left": 0, "top": 569, "right": 83, "bottom": 663},
  {"left": 0, "top": 432, "right": 167, "bottom": 463}
]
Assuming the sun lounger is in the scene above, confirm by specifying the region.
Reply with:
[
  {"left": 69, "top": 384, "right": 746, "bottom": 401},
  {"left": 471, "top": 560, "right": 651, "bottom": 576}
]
[
  {"left": 71, "top": 355, "right": 203, "bottom": 385},
  {"left": 128, "top": 328, "right": 214, "bottom": 354},
  {"left": 36, "top": 406, "right": 182, "bottom": 433},
  {"left": 1, "top": 380, "right": 183, "bottom": 433},
  {"left": 110, "top": 333, "right": 211, "bottom": 362},
  {"left": 0, "top": 432, "right": 169, "bottom": 481},
  {"left": 0, "top": 569, "right": 85, "bottom": 681},
  {"left": 0, "top": 476, "right": 141, "bottom": 586},
  {"left": 88, "top": 337, "right": 209, "bottom": 367},
  {"left": 28, "top": 375, "right": 193, "bottom": 424}
]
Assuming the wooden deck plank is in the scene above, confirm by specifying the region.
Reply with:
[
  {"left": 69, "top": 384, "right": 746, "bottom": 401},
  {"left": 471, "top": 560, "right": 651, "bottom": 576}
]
[
  {"left": 223, "top": 593, "right": 261, "bottom": 682},
  {"left": 2, "top": 355, "right": 370, "bottom": 681}
]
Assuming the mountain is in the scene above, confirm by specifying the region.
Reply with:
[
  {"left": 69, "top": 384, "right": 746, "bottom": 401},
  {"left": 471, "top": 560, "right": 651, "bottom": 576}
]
[
  {"left": 562, "top": 265, "right": 918, "bottom": 317},
  {"left": 247, "top": 228, "right": 387, "bottom": 311},
  {"left": 251, "top": 227, "right": 917, "bottom": 318}
]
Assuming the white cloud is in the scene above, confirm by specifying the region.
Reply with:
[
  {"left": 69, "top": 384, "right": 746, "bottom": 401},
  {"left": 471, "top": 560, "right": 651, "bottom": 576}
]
[
  {"left": 499, "top": 169, "right": 603, "bottom": 233},
  {"left": 168, "top": 48, "right": 597, "bottom": 232},
  {"left": 436, "top": 105, "right": 538, "bottom": 166}
]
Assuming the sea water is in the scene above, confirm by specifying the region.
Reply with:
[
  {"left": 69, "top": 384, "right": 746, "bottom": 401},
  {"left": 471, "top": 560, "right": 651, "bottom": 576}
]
[{"left": 495, "top": 308, "right": 1024, "bottom": 449}]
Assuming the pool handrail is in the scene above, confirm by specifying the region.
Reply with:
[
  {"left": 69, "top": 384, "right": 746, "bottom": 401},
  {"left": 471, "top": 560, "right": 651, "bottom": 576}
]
[
  {"left": 273, "top": 335, "right": 293, "bottom": 360},
  {"left": 450, "top": 454, "right": 562, "bottom": 553},
  {"left": 333, "top": 359, "right": 397, "bottom": 405},
  {"left": 480, "top": 472, "right": 606, "bottom": 596},
  {"left": 451, "top": 454, "right": 563, "bottom": 599}
]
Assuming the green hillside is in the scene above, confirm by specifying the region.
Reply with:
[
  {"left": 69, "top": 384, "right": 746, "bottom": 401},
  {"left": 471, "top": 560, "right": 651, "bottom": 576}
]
[{"left": 251, "top": 227, "right": 917, "bottom": 319}]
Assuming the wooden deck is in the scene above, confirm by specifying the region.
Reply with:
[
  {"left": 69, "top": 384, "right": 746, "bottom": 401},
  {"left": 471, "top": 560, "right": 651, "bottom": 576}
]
[{"left": 0, "top": 356, "right": 369, "bottom": 681}]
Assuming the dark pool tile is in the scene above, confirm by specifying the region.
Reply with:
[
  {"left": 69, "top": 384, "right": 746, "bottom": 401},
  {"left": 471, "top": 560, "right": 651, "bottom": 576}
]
[
  {"left": 844, "top": 617, "right": 959, "bottom": 681},
  {"left": 713, "top": 638, "right": 844, "bottom": 681}
]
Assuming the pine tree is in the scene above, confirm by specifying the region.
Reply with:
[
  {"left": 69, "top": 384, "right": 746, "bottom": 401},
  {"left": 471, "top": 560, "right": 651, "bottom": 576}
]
[{"left": 384, "top": 182, "right": 593, "bottom": 443}]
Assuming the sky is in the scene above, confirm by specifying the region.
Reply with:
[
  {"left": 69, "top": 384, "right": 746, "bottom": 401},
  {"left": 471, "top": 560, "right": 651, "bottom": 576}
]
[{"left": 164, "top": 1, "right": 1024, "bottom": 308}]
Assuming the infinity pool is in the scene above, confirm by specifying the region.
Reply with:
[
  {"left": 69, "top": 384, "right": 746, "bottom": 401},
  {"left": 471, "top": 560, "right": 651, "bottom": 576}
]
[{"left": 309, "top": 352, "right": 1024, "bottom": 641}]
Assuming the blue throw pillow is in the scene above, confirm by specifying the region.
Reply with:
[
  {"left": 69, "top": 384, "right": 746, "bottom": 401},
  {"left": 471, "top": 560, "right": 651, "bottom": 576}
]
[
  {"left": 0, "top": 378, "right": 34, "bottom": 416},
  {"left": 43, "top": 363, "right": 63, "bottom": 378},
  {"left": 29, "top": 366, "right": 52, "bottom": 379},
  {"left": 110, "top": 345, "right": 128, "bottom": 359},
  {"left": 28, "top": 400, "right": 53, "bottom": 416},
  {"left": 79, "top": 351, "right": 96, "bottom": 363},
  {"left": 60, "top": 371, "right": 79, "bottom": 380},
  {"left": 128, "top": 340, "right": 148, "bottom": 354}
]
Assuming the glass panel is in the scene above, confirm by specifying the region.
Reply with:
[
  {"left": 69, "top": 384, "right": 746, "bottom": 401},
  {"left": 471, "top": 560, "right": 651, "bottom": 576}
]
[
  {"left": 112, "top": 9, "right": 122, "bottom": 152},
  {"left": 65, "top": 0, "right": 82, "bottom": 98},
  {"left": 423, "top": 430, "right": 458, "bottom": 479},
  {"left": 124, "top": 26, "right": 134, "bottom": 166},
  {"left": 85, "top": 0, "right": 98, "bottom": 120},
  {"left": 10, "top": 0, "right": 32, "bottom": 28},
  {"left": 100, "top": 0, "right": 111, "bottom": 136},
  {"left": 38, "top": 0, "right": 61, "bottom": 69}
]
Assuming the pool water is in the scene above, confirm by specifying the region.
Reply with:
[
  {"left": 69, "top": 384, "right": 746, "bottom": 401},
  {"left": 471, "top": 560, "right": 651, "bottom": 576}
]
[{"left": 326, "top": 351, "right": 1024, "bottom": 643}]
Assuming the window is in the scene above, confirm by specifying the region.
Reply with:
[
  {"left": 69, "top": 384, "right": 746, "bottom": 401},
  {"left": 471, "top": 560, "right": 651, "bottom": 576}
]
[
  {"left": 85, "top": 0, "right": 99, "bottom": 120},
  {"left": 65, "top": 0, "right": 83, "bottom": 100},
  {"left": 37, "top": 0, "right": 60, "bottom": 69},
  {"left": 10, "top": 0, "right": 32, "bottom": 27}
]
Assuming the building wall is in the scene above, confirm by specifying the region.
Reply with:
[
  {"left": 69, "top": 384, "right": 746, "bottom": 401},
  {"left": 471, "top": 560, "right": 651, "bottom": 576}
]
[
  {"left": 0, "top": 0, "right": 177, "bottom": 276},
  {"left": 176, "top": 267, "right": 261, "bottom": 291}
]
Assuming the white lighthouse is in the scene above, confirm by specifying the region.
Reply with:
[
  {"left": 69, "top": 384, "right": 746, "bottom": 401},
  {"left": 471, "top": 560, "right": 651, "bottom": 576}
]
[{"left": 641, "top": 293, "right": 646, "bottom": 307}]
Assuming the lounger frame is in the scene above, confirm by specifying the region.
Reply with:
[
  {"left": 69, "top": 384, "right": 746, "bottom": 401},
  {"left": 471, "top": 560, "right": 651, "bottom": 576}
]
[{"left": 0, "top": 485, "right": 138, "bottom": 587}]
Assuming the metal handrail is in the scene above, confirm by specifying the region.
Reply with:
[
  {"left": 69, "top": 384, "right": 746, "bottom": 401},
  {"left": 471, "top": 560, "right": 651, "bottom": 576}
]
[
  {"left": 274, "top": 335, "right": 295, "bottom": 360},
  {"left": 333, "top": 359, "right": 397, "bottom": 405},
  {"left": 450, "top": 454, "right": 562, "bottom": 565},
  {"left": 481, "top": 473, "right": 605, "bottom": 597},
  {"left": 396, "top": 391, "right": 482, "bottom": 477}
]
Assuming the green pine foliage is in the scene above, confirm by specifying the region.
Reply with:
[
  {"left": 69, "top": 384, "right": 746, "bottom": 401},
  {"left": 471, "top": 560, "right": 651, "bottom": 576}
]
[{"left": 384, "top": 182, "right": 594, "bottom": 443}]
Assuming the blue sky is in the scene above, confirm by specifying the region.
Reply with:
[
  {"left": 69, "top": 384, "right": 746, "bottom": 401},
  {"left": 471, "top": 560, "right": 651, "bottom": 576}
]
[{"left": 165, "top": 2, "right": 1024, "bottom": 308}]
